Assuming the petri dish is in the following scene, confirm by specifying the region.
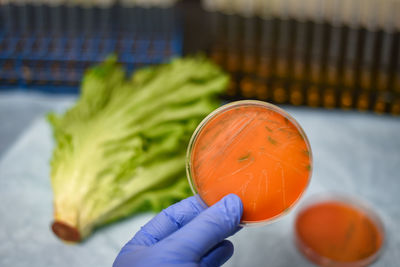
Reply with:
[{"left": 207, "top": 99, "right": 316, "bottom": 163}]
[
  {"left": 186, "top": 100, "right": 313, "bottom": 225},
  {"left": 294, "top": 194, "right": 385, "bottom": 267}
]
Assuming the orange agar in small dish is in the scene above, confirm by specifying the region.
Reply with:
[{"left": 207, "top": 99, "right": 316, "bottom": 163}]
[
  {"left": 186, "top": 100, "right": 312, "bottom": 225},
  {"left": 294, "top": 194, "right": 385, "bottom": 267}
]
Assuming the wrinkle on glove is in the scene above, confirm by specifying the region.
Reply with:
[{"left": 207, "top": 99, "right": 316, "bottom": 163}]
[{"left": 113, "top": 194, "right": 243, "bottom": 267}]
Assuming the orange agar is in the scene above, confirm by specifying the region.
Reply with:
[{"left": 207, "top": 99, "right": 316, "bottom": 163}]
[
  {"left": 187, "top": 101, "right": 312, "bottom": 224},
  {"left": 295, "top": 197, "right": 384, "bottom": 266}
]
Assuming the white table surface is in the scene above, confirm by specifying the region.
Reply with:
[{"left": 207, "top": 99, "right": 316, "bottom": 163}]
[{"left": 0, "top": 92, "right": 399, "bottom": 267}]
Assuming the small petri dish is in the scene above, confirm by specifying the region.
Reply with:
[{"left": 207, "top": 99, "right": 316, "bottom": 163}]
[
  {"left": 186, "top": 100, "right": 313, "bottom": 225},
  {"left": 294, "top": 194, "right": 385, "bottom": 267}
]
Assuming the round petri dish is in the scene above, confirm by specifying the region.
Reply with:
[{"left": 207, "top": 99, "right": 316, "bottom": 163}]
[
  {"left": 186, "top": 100, "right": 313, "bottom": 225},
  {"left": 294, "top": 194, "right": 385, "bottom": 267}
]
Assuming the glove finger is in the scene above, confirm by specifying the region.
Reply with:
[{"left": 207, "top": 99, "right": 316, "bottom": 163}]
[
  {"left": 200, "top": 240, "right": 234, "bottom": 267},
  {"left": 127, "top": 196, "right": 205, "bottom": 248},
  {"left": 162, "top": 194, "right": 243, "bottom": 260}
]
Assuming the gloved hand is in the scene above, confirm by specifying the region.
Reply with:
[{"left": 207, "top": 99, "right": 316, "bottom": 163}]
[{"left": 113, "top": 194, "right": 243, "bottom": 267}]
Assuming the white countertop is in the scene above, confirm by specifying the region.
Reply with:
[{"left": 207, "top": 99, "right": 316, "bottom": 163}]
[{"left": 0, "top": 92, "right": 399, "bottom": 267}]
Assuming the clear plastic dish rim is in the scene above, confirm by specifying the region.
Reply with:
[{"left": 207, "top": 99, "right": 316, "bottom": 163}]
[
  {"left": 293, "top": 192, "right": 386, "bottom": 267},
  {"left": 186, "top": 100, "right": 313, "bottom": 227}
]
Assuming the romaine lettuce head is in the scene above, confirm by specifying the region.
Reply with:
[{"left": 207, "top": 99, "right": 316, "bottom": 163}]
[{"left": 48, "top": 56, "right": 228, "bottom": 242}]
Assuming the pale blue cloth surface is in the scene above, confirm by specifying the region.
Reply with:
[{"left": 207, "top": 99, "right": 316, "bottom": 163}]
[{"left": 0, "top": 92, "right": 399, "bottom": 267}]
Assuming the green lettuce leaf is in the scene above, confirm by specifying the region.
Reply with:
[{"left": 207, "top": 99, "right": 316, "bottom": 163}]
[{"left": 48, "top": 56, "right": 228, "bottom": 242}]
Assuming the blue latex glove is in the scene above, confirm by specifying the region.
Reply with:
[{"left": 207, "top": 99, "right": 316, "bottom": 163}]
[{"left": 113, "top": 194, "right": 243, "bottom": 267}]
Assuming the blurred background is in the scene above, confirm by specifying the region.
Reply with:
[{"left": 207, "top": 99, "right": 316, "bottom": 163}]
[
  {"left": 1, "top": 0, "right": 399, "bottom": 114},
  {"left": 0, "top": 1, "right": 399, "bottom": 267},
  {"left": 0, "top": 0, "right": 181, "bottom": 93}
]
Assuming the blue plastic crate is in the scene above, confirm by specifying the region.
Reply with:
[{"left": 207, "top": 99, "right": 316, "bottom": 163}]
[{"left": 0, "top": 4, "right": 183, "bottom": 94}]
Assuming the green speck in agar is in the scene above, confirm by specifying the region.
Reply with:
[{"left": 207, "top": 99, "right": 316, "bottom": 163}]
[
  {"left": 278, "top": 128, "right": 295, "bottom": 137},
  {"left": 284, "top": 117, "right": 289, "bottom": 125},
  {"left": 284, "top": 207, "right": 290, "bottom": 213},
  {"left": 306, "top": 165, "right": 311, "bottom": 171},
  {"left": 238, "top": 153, "right": 251, "bottom": 162},
  {"left": 345, "top": 222, "right": 356, "bottom": 241},
  {"left": 268, "top": 136, "right": 277, "bottom": 145},
  {"left": 265, "top": 119, "right": 279, "bottom": 125},
  {"left": 265, "top": 126, "right": 273, "bottom": 132}
]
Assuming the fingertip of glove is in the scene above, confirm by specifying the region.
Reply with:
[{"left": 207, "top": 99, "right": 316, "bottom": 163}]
[
  {"left": 219, "top": 194, "right": 243, "bottom": 224},
  {"left": 219, "top": 239, "right": 234, "bottom": 253},
  {"left": 224, "top": 194, "right": 243, "bottom": 213}
]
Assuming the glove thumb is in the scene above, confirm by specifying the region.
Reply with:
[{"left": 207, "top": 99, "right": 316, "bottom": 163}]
[{"left": 161, "top": 194, "right": 243, "bottom": 261}]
